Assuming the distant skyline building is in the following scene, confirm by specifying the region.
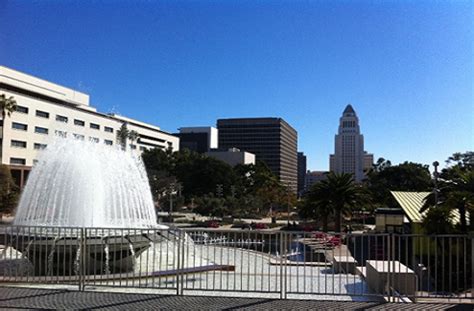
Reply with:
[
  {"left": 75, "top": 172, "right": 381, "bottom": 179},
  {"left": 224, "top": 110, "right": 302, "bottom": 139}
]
[
  {"left": 305, "top": 170, "right": 328, "bottom": 192},
  {"left": 297, "top": 152, "right": 307, "bottom": 197},
  {"left": 217, "top": 117, "right": 298, "bottom": 193},
  {"left": 329, "top": 105, "right": 373, "bottom": 182},
  {"left": 174, "top": 126, "right": 218, "bottom": 154}
]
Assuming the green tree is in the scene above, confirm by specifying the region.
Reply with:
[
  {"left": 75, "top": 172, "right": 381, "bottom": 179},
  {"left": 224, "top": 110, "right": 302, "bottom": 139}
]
[
  {"left": 1, "top": 94, "right": 17, "bottom": 147},
  {"left": 194, "top": 194, "right": 228, "bottom": 218},
  {"left": 367, "top": 160, "right": 432, "bottom": 208},
  {"left": 421, "top": 153, "right": 474, "bottom": 233},
  {"left": 128, "top": 130, "right": 139, "bottom": 144},
  {"left": 0, "top": 165, "right": 19, "bottom": 215},
  {"left": 305, "top": 172, "right": 370, "bottom": 232},
  {"left": 141, "top": 148, "right": 176, "bottom": 200},
  {"left": 421, "top": 206, "right": 455, "bottom": 234},
  {"left": 0, "top": 94, "right": 17, "bottom": 118},
  {"left": 299, "top": 194, "right": 333, "bottom": 232},
  {"left": 116, "top": 123, "right": 129, "bottom": 150},
  {"left": 445, "top": 151, "right": 473, "bottom": 171}
]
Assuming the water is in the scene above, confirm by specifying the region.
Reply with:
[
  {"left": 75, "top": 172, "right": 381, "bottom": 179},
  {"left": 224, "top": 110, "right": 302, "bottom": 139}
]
[
  {"left": 21, "top": 240, "right": 34, "bottom": 260},
  {"left": 73, "top": 242, "right": 82, "bottom": 275},
  {"left": 47, "top": 237, "right": 60, "bottom": 275},
  {"left": 103, "top": 240, "right": 111, "bottom": 275},
  {"left": 14, "top": 138, "right": 166, "bottom": 229}
]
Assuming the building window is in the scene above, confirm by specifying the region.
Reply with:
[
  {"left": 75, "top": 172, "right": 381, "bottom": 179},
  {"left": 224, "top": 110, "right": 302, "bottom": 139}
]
[
  {"left": 35, "top": 126, "right": 49, "bottom": 134},
  {"left": 12, "top": 122, "right": 28, "bottom": 131},
  {"left": 55, "top": 130, "right": 67, "bottom": 138},
  {"left": 56, "top": 115, "right": 68, "bottom": 123},
  {"left": 89, "top": 137, "right": 99, "bottom": 143},
  {"left": 104, "top": 126, "right": 114, "bottom": 133},
  {"left": 10, "top": 158, "right": 26, "bottom": 165},
  {"left": 90, "top": 123, "right": 100, "bottom": 130},
  {"left": 104, "top": 140, "right": 113, "bottom": 146},
  {"left": 74, "top": 119, "right": 85, "bottom": 126},
  {"left": 36, "top": 110, "right": 49, "bottom": 118},
  {"left": 33, "top": 159, "right": 39, "bottom": 165},
  {"left": 11, "top": 140, "right": 27, "bottom": 148},
  {"left": 73, "top": 134, "right": 85, "bottom": 140},
  {"left": 34, "top": 143, "right": 47, "bottom": 150},
  {"left": 130, "top": 144, "right": 137, "bottom": 150},
  {"left": 15, "top": 105, "right": 29, "bottom": 114}
]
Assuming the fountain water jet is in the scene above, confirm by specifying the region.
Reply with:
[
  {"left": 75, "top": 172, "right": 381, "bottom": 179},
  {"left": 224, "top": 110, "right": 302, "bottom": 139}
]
[
  {"left": 8, "top": 138, "right": 168, "bottom": 276},
  {"left": 15, "top": 138, "right": 165, "bottom": 229}
]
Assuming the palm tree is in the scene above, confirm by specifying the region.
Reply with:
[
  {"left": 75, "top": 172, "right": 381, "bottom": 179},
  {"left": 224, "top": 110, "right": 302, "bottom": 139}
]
[
  {"left": 116, "top": 123, "right": 129, "bottom": 150},
  {"left": 421, "top": 168, "right": 474, "bottom": 233},
  {"left": 128, "top": 130, "right": 139, "bottom": 145},
  {"left": 307, "top": 172, "right": 370, "bottom": 232},
  {"left": 302, "top": 188, "right": 333, "bottom": 232},
  {"left": 1, "top": 94, "right": 17, "bottom": 140},
  {"left": 0, "top": 94, "right": 17, "bottom": 118}
]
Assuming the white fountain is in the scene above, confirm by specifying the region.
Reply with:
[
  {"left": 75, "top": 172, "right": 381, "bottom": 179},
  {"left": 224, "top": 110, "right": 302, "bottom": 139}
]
[
  {"left": 15, "top": 138, "right": 166, "bottom": 229},
  {"left": 9, "top": 138, "right": 169, "bottom": 275}
]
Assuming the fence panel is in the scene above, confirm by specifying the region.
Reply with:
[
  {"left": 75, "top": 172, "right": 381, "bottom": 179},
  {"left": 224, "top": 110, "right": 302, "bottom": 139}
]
[{"left": 0, "top": 225, "right": 472, "bottom": 303}]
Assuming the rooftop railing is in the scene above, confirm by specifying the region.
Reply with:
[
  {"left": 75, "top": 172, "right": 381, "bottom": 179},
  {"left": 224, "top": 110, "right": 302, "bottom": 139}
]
[{"left": 0, "top": 225, "right": 472, "bottom": 303}]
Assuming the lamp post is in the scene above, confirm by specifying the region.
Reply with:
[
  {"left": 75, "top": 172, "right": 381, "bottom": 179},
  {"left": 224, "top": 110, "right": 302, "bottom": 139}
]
[
  {"left": 169, "top": 183, "right": 175, "bottom": 223},
  {"left": 433, "top": 161, "right": 439, "bottom": 206}
]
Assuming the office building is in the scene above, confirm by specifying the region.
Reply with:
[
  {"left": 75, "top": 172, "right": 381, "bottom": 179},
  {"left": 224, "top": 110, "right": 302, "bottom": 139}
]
[
  {"left": 297, "top": 152, "right": 307, "bottom": 197},
  {"left": 0, "top": 66, "right": 179, "bottom": 187},
  {"left": 174, "top": 126, "right": 218, "bottom": 153},
  {"left": 217, "top": 117, "right": 297, "bottom": 193},
  {"left": 329, "top": 104, "right": 373, "bottom": 182}
]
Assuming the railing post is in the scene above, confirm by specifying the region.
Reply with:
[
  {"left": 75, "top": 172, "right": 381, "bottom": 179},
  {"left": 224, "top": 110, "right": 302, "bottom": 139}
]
[
  {"left": 78, "top": 227, "right": 85, "bottom": 291},
  {"left": 279, "top": 231, "right": 284, "bottom": 299},
  {"left": 176, "top": 229, "right": 182, "bottom": 296},
  {"left": 180, "top": 229, "right": 186, "bottom": 296},
  {"left": 471, "top": 235, "right": 474, "bottom": 299},
  {"left": 283, "top": 231, "right": 288, "bottom": 299},
  {"left": 387, "top": 233, "right": 391, "bottom": 302}
]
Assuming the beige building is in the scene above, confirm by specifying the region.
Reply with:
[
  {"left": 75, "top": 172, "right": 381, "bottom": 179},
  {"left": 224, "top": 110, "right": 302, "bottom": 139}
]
[
  {"left": 0, "top": 65, "right": 179, "bottom": 187},
  {"left": 206, "top": 148, "right": 256, "bottom": 167},
  {"left": 329, "top": 105, "right": 373, "bottom": 182}
]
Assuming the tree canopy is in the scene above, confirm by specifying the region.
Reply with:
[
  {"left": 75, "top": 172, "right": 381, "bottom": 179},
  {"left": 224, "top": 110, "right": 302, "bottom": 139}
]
[
  {"left": 367, "top": 160, "right": 432, "bottom": 208},
  {"left": 141, "top": 148, "right": 290, "bottom": 218},
  {"left": 0, "top": 165, "right": 19, "bottom": 215},
  {"left": 421, "top": 152, "right": 474, "bottom": 233}
]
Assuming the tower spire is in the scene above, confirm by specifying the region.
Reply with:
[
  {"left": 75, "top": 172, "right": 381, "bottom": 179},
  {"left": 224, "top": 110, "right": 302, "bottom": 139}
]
[{"left": 343, "top": 104, "right": 356, "bottom": 116}]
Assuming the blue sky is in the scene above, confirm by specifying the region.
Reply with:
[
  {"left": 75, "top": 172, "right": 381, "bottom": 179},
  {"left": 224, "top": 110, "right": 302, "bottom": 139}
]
[{"left": 1, "top": 1, "right": 472, "bottom": 171}]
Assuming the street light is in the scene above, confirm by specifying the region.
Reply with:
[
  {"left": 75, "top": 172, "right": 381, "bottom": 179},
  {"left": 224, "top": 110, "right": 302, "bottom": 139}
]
[
  {"left": 169, "top": 183, "right": 175, "bottom": 223},
  {"left": 432, "top": 161, "right": 439, "bottom": 206}
]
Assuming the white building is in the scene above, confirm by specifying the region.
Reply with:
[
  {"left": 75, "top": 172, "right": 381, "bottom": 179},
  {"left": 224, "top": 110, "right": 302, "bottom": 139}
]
[
  {"left": 0, "top": 65, "right": 179, "bottom": 187},
  {"left": 329, "top": 105, "right": 373, "bottom": 182},
  {"left": 206, "top": 148, "right": 256, "bottom": 167}
]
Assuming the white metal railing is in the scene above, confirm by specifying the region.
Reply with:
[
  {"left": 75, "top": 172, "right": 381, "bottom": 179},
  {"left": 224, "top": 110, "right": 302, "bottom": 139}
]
[{"left": 0, "top": 225, "right": 472, "bottom": 302}]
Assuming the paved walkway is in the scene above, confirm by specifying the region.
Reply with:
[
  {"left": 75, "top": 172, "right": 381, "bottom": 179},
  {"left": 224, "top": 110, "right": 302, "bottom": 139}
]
[{"left": 0, "top": 287, "right": 472, "bottom": 310}]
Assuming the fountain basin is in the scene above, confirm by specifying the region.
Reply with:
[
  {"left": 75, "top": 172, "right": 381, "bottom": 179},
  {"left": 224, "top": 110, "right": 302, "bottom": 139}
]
[{"left": 1, "top": 230, "right": 168, "bottom": 276}]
